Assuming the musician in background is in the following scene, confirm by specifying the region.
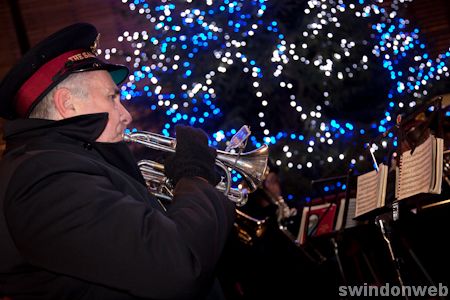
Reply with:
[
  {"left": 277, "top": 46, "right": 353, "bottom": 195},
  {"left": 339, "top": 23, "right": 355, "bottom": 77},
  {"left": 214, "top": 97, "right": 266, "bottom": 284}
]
[
  {"left": 0, "top": 23, "right": 235, "bottom": 299},
  {"left": 240, "top": 161, "right": 297, "bottom": 226}
]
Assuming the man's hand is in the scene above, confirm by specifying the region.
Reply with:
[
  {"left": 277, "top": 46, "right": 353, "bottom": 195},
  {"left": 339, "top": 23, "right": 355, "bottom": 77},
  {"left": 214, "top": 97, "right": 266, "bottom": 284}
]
[{"left": 164, "top": 125, "right": 219, "bottom": 186}]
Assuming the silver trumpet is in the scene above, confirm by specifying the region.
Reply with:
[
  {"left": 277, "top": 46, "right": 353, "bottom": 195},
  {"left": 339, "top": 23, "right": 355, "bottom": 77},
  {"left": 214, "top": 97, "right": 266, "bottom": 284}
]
[{"left": 123, "top": 128, "right": 269, "bottom": 206}]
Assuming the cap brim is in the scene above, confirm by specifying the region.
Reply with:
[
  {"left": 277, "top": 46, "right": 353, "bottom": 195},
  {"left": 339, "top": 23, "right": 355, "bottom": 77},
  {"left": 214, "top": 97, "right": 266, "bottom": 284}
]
[
  {"left": 106, "top": 64, "right": 129, "bottom": 85},
  {"left": 66, "top": 59, "right": 129, "bottom": 86}
]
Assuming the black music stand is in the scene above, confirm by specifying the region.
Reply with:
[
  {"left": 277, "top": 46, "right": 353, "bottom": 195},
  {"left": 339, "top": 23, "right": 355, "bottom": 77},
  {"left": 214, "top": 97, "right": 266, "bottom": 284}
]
[{"left": 361, "top": 95, "right": 447, "bottom": 298}]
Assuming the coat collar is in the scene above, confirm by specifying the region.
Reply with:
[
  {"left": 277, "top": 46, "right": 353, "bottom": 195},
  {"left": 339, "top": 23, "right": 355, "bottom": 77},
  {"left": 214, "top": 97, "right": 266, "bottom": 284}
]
[{"left": 3, "top": 113, "right": 108, "bottom": 143}]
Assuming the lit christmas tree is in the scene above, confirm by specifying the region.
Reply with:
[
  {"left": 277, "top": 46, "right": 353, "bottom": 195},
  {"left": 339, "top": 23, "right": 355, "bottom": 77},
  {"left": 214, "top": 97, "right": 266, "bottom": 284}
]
[{"left": 103, "top": 0, "right": 450, "bottom": 202}]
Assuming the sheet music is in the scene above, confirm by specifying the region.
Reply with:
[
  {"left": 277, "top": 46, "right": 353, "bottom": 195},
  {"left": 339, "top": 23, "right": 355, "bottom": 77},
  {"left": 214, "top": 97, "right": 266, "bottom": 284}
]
[
  {"left": 335, "top": 197, "right": 359, "bottom": 230},
  {"left": 355, "top": 164, "right": 388, "bottom": 217},
  {"left": 432, "top": 137, "right": 443, "bottom": 193},
  {"left": 334, "top": 198, "right": 346, "bottom": 231},
  {"left": 397, "top": 135, "right": 443, "bottom": 200},
  {"left": 344, "top": 198, "right": 358, "bottom": 228}
]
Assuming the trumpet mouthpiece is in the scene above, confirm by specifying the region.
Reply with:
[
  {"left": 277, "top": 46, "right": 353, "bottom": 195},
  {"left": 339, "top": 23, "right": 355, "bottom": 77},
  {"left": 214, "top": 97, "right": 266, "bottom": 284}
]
[{"left": 122, "top": 132, "right": 131, "bottom": 142}]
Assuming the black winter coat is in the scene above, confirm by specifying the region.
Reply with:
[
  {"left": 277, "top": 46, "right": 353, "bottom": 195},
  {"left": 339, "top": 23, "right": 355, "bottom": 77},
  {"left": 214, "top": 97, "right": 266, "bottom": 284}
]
[{"left": 0, "top": 113, "right": 235, "bottom": 299}]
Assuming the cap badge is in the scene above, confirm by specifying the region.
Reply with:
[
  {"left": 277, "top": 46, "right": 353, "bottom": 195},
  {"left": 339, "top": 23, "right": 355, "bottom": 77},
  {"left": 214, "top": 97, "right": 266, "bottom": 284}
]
[{"left": 91, "top": 33, "right": 101, "bottom": 56}]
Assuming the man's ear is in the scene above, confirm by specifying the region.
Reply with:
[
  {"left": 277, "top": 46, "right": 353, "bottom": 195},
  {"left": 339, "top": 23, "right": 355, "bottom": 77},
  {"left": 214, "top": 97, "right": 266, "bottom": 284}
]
[{"left": 53, "top": 87, "right": 76, "bottom": 118}]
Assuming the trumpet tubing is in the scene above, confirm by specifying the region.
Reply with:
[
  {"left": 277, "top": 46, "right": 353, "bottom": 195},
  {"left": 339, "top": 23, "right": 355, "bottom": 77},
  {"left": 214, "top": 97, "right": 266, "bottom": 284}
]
[{"left": 137, "top": 160, "right": 249, "bottom": 205}]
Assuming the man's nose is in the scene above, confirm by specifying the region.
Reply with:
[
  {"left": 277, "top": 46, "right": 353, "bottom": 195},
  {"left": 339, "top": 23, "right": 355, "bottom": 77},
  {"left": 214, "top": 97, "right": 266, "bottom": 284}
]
[{"left": 119, "top": 102, "right": 133, "bottom": 125}]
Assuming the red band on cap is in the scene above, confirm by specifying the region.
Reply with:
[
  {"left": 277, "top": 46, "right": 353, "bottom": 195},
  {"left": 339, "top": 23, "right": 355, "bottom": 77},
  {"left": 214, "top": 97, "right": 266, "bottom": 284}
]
[{"left": 14, "top": 49, "right": 94, "bottom": 117}]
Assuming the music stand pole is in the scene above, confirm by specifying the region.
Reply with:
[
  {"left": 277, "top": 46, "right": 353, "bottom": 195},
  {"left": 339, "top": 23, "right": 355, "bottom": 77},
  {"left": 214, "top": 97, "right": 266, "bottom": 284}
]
[
  {"left": 331, "top": 237, "right": 348, "bottom": 286},
  {"left": 377, "top": 218, "right": 409, "bottom": 300}
]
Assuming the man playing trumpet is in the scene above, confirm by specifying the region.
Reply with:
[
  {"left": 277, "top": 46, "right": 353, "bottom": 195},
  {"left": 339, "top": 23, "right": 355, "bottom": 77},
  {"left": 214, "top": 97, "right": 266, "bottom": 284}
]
[{"left": 0, "top": 23, "right": 235, "bottom": 299}]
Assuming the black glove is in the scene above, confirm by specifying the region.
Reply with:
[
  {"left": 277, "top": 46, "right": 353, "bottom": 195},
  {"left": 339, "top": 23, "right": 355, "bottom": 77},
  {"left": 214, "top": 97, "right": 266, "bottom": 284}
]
[{"left": 164, "top": 125, "right": 219, "bottom": 186}]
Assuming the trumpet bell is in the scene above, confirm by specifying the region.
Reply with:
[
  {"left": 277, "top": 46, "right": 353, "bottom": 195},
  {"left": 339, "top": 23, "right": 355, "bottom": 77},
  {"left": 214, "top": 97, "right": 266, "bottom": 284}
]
[{"left": 217, "top": 144, "right": 269, "bottom": 192}]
